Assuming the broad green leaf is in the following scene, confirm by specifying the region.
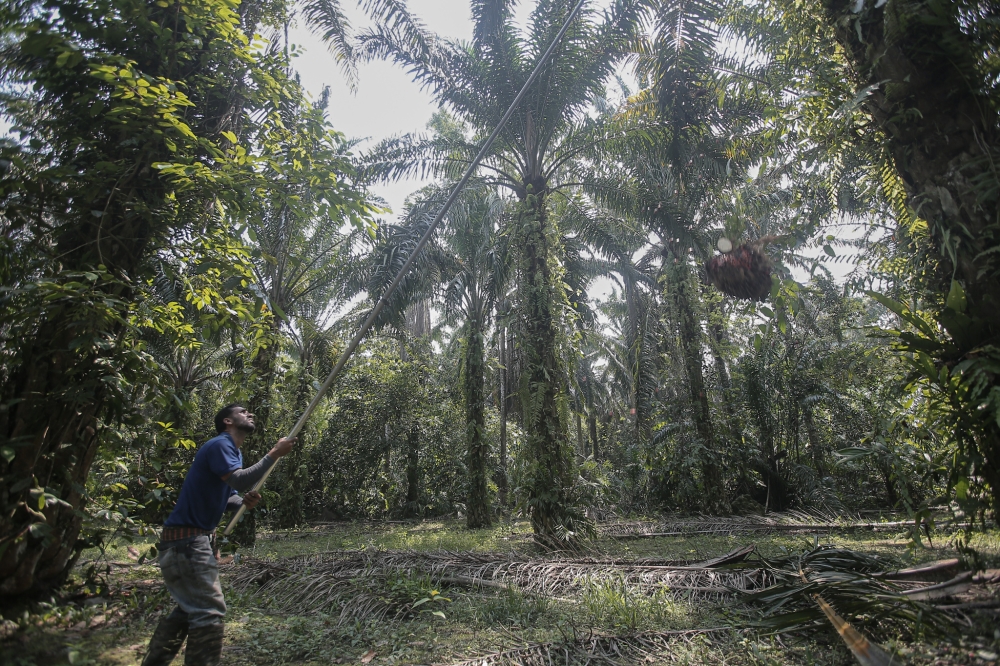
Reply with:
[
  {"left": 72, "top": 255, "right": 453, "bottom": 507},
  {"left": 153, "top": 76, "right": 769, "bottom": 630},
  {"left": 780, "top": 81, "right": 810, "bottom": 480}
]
[
  {"left": 866, "top": 291, "right": 905, "bottom": 318},
  {"left": 946, "top": 280, "right": 967, "bottom": 313}
]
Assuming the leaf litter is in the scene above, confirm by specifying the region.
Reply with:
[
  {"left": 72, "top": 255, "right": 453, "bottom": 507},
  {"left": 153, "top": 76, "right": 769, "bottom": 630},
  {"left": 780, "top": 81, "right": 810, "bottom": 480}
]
[{"left": 224, "top": 530, "right": 998, "bottom": 666}]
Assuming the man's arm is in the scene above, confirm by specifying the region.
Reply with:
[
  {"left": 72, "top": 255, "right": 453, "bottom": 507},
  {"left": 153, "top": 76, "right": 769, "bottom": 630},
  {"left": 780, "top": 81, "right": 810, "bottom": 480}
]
[
  {"left": 220, "top": 436, "right": 296, "bottom": 491},
  {"left": 222, "top": 455, "right": 274, "bottom": 491}
]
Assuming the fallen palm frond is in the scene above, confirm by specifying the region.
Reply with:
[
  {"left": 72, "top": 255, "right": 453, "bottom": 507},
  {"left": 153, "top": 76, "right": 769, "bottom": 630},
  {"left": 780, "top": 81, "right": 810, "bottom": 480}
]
[
  {"left": 601, "top": 512, "right": 968, "bottom": 539},
  {"left": 447, "top": 628, "right": 737, "bottom": 666},
  {"left": 226, "top": 560, "right": 405, "bottom": 624},
  {"left": 227, "top": 547, "right": 769, "bottom": 613},
  {"left": 743, "top": 544, "right": 955, "bottom": 639}
]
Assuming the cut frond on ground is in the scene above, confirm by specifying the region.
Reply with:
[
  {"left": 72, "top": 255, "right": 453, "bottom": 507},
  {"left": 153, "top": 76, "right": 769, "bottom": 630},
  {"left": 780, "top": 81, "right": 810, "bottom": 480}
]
[
  {"left": 227, "top": 543, "right": 981, "bottom": 636},
  {"left": 743, "top": 544, "right": 955, "bottom": 639},
  {"left": 226, "top": 548, "right": 770, "bottom": 609},
  {"left": 447, "top": 628, "right": 738, "bottom": 666},
  {"left": 601, "top": 512, "right": 971, "bottom": 539}
]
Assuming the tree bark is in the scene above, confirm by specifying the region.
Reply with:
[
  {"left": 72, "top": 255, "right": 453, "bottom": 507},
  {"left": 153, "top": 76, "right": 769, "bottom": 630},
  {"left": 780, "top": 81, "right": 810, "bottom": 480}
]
[
  {"left": 666, "top": 254, "right": 727, "bottom": 513},
  {"left": 465, "top": 319, "right": 491, "bottom": 529},
  {"left": 514, "top": 189, "right": 574, "bottom": 546}
]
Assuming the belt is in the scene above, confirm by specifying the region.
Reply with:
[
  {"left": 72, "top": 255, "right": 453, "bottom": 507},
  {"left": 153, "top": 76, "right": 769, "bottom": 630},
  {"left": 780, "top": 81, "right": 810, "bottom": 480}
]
[{"left": 160, "top": 526, "right": 215, "bottom": 543}]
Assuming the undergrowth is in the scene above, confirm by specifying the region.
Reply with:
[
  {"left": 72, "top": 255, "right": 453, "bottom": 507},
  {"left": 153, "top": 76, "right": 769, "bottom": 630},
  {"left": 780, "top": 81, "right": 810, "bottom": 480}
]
[{"left": 1, "top": 518, "right": 998, "bottom": 665}]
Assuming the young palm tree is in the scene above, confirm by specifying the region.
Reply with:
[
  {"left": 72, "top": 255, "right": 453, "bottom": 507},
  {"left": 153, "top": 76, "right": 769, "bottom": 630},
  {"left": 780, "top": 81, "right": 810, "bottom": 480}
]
[
  {"left": 358, "top": 0, "right": 642, "bottom": 543},
  {"left": 231, "top": 88, "right": 364, "bottom": 544}
]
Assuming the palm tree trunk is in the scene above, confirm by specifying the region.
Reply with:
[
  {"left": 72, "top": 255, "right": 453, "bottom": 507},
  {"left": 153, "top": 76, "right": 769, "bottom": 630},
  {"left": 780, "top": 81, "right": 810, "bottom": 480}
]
[
  {"left": 497, "top": 329, "right": 509, "bottom": 508},
  {"left": 667, "top": 254, "right": 728, "bottom": 513},
  {"left": 825, "top": 0, "right": 1000, "bottom": 318},
  {"left": 589, "top": 414, "right": 599, "bottom": 460},
  {"left": 405, "top": 426, "right": 420, "bottom": 517},
  {"left": 465, "top": 319, "right": 491, "bottom": 529},
  {"left": 0, "top": 332, "right": 104, "bottom": 595},
  {"left": 804, "top": 406, "right": 825, "bottom": 478},
  {"left": 514, "top": 191, "right": 574, "bottom": 545},
  {"left": 823, "top": 0, "right": 1000, "bottom": 521},
  {"left": 496, "top": 328, "right": 510, "bottom": 508},
  {"left": 276, "top": 353, "right": 314, "bottom": 529}
]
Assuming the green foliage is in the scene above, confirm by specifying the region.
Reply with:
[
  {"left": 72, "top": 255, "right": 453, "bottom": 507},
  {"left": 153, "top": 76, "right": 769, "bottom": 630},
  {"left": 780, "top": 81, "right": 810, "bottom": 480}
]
[
  {"left": 0, "top": 0, "right": 378, "bottom": 589},
  {"left": 866, "top": 282, "right": 1000, "bottom": 521},
  {"left": 472, "top": 587, "right": 551, "bottom": 628},
  {"left": 582, "top": 575, "right": 680, "bottom": 632},
  {"left": 745, "top": 543, "right": 953, "bottom": 639},
  {"left": 5, "top": 0, "right": 1000, "bottom": 607}
]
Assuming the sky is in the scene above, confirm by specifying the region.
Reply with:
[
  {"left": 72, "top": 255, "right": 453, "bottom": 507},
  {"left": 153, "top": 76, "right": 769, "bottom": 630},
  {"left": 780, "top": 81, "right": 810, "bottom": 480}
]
[{"left": 287, "top": 0, "right": 517, "bottom": 218}]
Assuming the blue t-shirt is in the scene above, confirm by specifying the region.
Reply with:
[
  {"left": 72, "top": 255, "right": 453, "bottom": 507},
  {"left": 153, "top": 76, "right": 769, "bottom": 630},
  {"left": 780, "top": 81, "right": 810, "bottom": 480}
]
[{"left": 164, "top": 432, "right": 243, "bottom": 530}]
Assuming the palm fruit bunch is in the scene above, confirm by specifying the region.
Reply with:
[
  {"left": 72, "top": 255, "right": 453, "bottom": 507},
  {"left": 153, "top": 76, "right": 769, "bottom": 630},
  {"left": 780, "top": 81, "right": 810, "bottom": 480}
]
[{"left": 705, "top": 242, "right": 773, "bottom": 301}]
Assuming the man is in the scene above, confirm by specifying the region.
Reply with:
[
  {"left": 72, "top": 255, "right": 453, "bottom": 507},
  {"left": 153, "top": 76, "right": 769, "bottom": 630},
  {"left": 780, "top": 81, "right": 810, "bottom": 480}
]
[{"left": 142, "top": 404, "right": 295, "bottom": 666}]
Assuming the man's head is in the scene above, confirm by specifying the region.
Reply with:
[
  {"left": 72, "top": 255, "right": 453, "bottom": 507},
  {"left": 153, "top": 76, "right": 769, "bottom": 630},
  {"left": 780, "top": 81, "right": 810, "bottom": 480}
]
[{"left": 215, "top": 404, "right": 256, "bottom": 435}]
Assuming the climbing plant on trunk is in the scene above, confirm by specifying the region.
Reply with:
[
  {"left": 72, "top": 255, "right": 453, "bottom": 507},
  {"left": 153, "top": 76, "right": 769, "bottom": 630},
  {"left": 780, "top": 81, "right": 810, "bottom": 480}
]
[{"left": 359, "top": 0, "right": 642, "bottom": 545}]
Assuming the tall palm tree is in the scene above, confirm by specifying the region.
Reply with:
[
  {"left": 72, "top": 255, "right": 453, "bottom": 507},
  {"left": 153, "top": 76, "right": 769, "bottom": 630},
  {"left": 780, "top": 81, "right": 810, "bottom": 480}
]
[
  {"left": 440, "top": 189, "right": 509, "bottom": 528},
  {"left": 369, "top": 183, "right": 510, "bottom": 528},
  {"left": 575, "top": 0, "right": 793, "bottom": 511},
  {"left": 358, "top": 0, "right": 642, "bottom": 544}
]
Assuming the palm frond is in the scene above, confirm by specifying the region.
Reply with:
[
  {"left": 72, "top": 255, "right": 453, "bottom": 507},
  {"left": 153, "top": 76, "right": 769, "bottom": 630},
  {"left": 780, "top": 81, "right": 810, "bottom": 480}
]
[
  {"left": 228, "top": 547, "right": 770, "bottom": 608},
  {"left": 743, "top": 544, "right": 954, "bottom": 639},
  {"left": 447, "top": 628, "right": 736, "bottom": 666},
  {"left": 298, "top": 0, "right": 357, "bottom": 88}
]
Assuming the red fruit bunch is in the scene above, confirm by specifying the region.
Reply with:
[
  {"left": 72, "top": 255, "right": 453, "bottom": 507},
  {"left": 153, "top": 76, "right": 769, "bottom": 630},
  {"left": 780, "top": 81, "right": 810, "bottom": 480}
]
[{"left": 705, "top": 245, "right": 773, "bottom": 301}]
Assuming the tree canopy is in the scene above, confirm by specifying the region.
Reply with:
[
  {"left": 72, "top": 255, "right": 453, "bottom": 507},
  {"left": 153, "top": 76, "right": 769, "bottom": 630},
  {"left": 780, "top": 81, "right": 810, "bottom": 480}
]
[{"left": 2, "top": 0, "right": 1000, "bottom": 599}]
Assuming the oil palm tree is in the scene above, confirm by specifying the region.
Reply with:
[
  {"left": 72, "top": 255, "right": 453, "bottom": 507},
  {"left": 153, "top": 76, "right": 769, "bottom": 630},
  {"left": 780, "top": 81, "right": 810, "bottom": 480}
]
[
  {"left": 440, "top": 188, "right": 510, "bottom": 528},
  {"left": 368, "top": 183, "right": 511, "bottom": 528},
  {"left": 574, "top": 0, "right": 789, "bottom": 512},
  {"left": 357, "top": 0, "right": 642, "bottom": 543},
  {"left": 232, "top": 88, "right": 364, "bottom": 544}
]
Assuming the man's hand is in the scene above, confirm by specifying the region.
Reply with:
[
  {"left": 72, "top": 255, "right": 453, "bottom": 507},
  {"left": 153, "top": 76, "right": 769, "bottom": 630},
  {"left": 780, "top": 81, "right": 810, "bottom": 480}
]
[
  {"left": 242, "top": 491, "right": 262, "bottom": 510},
  {"left": 268, "top": 436, "right": 296, "bottom": 459}
]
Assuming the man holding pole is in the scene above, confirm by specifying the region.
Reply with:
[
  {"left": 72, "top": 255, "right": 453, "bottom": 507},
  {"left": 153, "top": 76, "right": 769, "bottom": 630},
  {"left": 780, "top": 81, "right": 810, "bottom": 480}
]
[{"left": 142, "top": 404, "right": 296, "bottom": 666}]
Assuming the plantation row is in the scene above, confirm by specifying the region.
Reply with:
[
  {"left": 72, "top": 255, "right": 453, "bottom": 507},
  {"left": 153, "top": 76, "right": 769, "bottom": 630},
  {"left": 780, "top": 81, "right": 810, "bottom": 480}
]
[{"left": 2, "top": 0, "right": 1000, "bottom": 601}]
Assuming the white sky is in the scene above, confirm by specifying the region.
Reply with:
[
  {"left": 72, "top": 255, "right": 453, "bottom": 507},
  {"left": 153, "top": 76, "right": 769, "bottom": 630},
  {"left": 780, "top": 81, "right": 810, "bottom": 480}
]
[{"left": 287, "top": 0, "right": 523, "bottom": 218}]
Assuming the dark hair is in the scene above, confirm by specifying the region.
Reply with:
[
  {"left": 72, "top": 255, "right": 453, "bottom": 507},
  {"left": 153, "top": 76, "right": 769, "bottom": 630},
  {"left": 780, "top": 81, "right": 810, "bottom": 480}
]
[{"left": 215, "top": 404, "right": 244, "bottom": 434}]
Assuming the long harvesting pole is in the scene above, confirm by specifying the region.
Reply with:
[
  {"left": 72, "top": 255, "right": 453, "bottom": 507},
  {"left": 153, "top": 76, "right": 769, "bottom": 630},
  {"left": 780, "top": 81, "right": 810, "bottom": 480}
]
[{"left": 225, "top": 0, "right": 589, "bottom": 536}]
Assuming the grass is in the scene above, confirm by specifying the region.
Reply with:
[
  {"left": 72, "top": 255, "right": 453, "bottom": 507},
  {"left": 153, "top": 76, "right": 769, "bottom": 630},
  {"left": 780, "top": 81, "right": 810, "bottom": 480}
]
[{"left": 1, "top": 517, "right": 998, "bottom": 666}]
